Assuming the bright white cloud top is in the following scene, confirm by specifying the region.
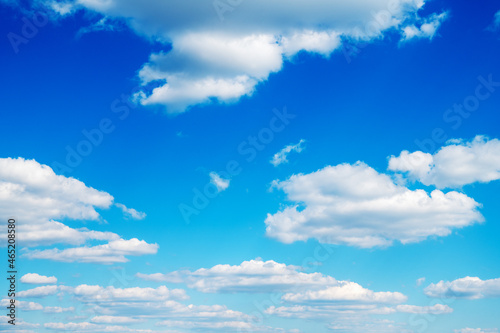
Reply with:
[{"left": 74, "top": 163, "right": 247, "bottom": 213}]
[
  {"left": 41, "top": 0, "right": 448, "bottom": 113},
  {"left": 265, "top": 162, "right": 482, "bottom": 247},
  {"left": 389, "top": 136, "right": 500, "bottom": 188},
  {"left": 209, "top": 171, "right": 231, "bottom": 192}
]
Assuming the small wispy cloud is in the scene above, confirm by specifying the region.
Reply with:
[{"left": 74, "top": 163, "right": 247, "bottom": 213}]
[
  {"left": 116, "top": 203, "right": 147, "bottom": 220},
  {"left": 271, "top": 139, "right": 306, "bottom": 167},
  {"left": 209, "top": 172, "right": 230, "bottom": 192}
]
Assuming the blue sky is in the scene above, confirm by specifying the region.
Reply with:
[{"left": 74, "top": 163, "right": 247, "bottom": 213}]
[{"left": 1, "top": 0, "right": 500, "bottom": 332}]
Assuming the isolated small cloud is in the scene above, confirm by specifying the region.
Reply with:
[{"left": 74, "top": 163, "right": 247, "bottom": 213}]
[
  {"left": 455, "top": 329, "right": 499, "bottom": 333},
  {"left": 209, "top": 172, "right": 230, "bottom": 192},
  {"left": 20, "top": 273, "right": 57, "bottom": 285},
  {"left": 416, "top": 277, "right": 426, "bottom": 286},
  {"left": 115, "top": 203, "right": 146, "bottom": 220},
  {"left": 271, "top": 139, "right": 306, "bottom": 167}
]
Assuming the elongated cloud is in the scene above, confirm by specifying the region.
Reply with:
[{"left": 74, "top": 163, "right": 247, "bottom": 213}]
[
  {"left": 424, "top": 276, "right": 500, "bottom": 299},
  {"left": 265, "top": 162, "right": 482, "bottom": 248},
  {"left": 271, "top": 139, "right": 306, "bottom": 166}
]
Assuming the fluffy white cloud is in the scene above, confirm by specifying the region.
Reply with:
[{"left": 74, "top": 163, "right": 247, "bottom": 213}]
[
  {"left": 266, "top": 162, "right": 482, "bottom": 248},
  {"left": 20, "top": 273, "right": 57, "bottom": 284},
  {"left": 43, "top": 322, "right": 165, "bottom": 332},
  {"left": 137, "top": 259, "right": 337, "bottom": 293},
  {"left": 282, "top": 282, "right": 407, "bottom": 304},
  {"left": 401, "top": 11, "right": 448, "bottom": 41},
  {"left": 424, "top": 276, "right": 500, "bottom": 299},
  {"left": 389, "top": 136, "right": 500, "bottom": 188},
  {"left": 37, "top": 0, "right": 447, "bottom": 113},
  {"left": 395, "top": 304, "right": 453, "bottom": 314},
  {"left": 23, "top": 238, "right": 158, "bottom": 264},
  {"left": 44, "top": 306, "right": 75, "bottom": 313},
  {"left": 115, "top": 203, "right": 146, "bottom": 220},
  {"left": 0, "top": 157, "right": 156, "bottom": 264},
  {"left": 271, "top": 139, "right": 306, "bottom": 167},
  {"left": 209, "top": 172, "right": 230, "bottom": 192}
]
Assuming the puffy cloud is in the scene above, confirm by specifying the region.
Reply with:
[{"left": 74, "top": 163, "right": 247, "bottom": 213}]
[
  {"left": 33, "top": 0, "right": 448, "bottom": 113},
  {"left": 389, "top": 136, "right": 500, "bottom": 188},
  {"left": 115, "top": 203, "right": 146, "bottom": 220},
  {"left": 23, "top": 238, "right": 158, "bottom": 264},
  {"left": 282, "top": 282, "right": 407, "bottom": 304},
  {"left": 20, "top": 273, "right": 57, "bottom": 284},
  {"left": 424, "top": 276, "right": 500, "bottom": 299},
  {"left": 266, "top": 162, "right": 482, "bottom": 248},
  {"left": 271, "top": 139, "right": 306, "bottom": 167},
  {"left": 401, "top": 11, "right": 448, "bottom": 41},
  {"left": 137, "top": 259, "right": 337, "bottom": 293},
  {"left": 209, "top": 172, "right": 230, "bottom": 192},
  {"left": 0, "top": 157, "right": 115, "bottom": 246},
  {"left": 0, "top": 157, "right": 156, "bottom": 264}
]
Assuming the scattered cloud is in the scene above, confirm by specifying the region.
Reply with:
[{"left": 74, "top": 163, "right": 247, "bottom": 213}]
[
  {"left": 18, "top": 285, "right": 59, "bottom": 298},
  {"left": 266, "top": 162, "right": 482, "bottom": 248},
  {"left": 401, "top": 11, "right": 448, "bottom": 41},
  {"left": 416, "top": 277, "right": 426, "bottom": 286},
  {"left": 115, "top": 203, "right": 147, "bottom": 220},
  {"left": 424, "top": 276, "right": 500, "bottom": 299},
  {"left": 209, "top": 172, "right": 230, "bottom": 192},
  {"left": 271, "top": 139, "right": 306, "bottom": 167},
  {"left": 20, "top": 273, "right": 57, "bottom": 284},
  {"left": 389, "top": 136, "right": 500, "bottom": 188}
]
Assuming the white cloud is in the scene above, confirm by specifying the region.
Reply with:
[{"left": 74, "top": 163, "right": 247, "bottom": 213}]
[
  {"left": 395, "top": 304, "right": 453, "bottom": 314},
  {"left": 489, "top": 11, "right": 500, "bottom": 31},
  {"left": 266, "top": 162, "right": 482, "bottom": 248},
  {"left": 44, "top": 306, "right": 75, "bottom": 313},
  {"left": 43, "top": 322, "right": 166, "bottom": 332},
  {"left": 401, "top": 11, "right": 448, "bottom": 41},
  {"left": 416, "top": 277, "right": 426, "bottom": 286},
  {"left": 20, "top": 273, "right": 57, "bottom": 284},
  {"left": 38, "top": 0, "right": 447, "bottom": 113},
  {"left": 271, "top": 139, "right": 306, "bottom": 167},
  {"left": 389, "top": 136, "right": 500, "bottom": 188},
  {"left": 23, "top": 238, "right": 159, "bottom": 264},
  {"left": 0, "top": 157, "right": 155, "bottom": 263},
  {"left": 282, "top": 282, "right": 407, "bottom": 304},
  {"left": 115, "top": 203, "right": 146, "bottom": 220},
  {"left": 0, "top": 299, "right": 44, "bottom": 311},
  {"left": 424, "top": 276, "right": 500, "bottom": 299},
  {"left": 209, "top": 172, "right": 230, "bottom": 192},
  {"left": 68, "top": 284, "right": 188, "bottom": 302},
  {"left": 455, "top": 329, "right": 499, "bottom": 333},
  {"left": 91, "top": 316, "right": 142, "bottom": 324},
  {"left": 18, "top": 285, "right": 59, "bottom": 298},
  {"left": 137, "top": 259, "right": 337, "bottom": 293}
]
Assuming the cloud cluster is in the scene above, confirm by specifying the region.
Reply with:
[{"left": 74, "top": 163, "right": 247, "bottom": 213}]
[{"left": 20, "top": 273, "right": 57, "bottom": 284}]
